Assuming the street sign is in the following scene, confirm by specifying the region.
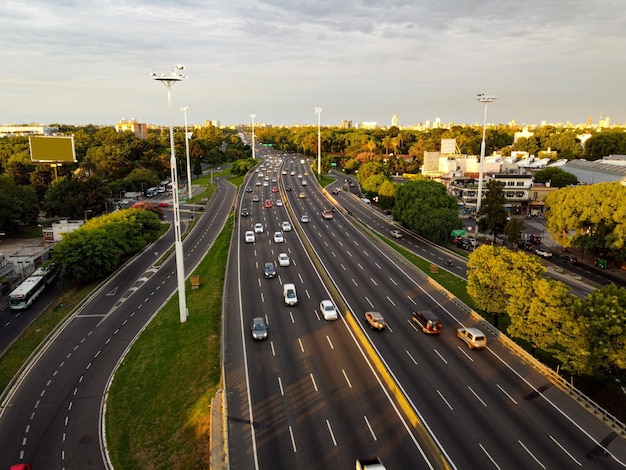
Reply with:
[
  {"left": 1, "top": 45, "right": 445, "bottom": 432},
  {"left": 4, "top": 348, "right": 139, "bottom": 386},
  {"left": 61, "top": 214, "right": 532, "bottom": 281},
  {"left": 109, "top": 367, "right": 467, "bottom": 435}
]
[
  {"left": 451, "top": 229, "right": 466, "bottom": 236},
  {"left": 331, "top": 163, "right": 337, "bottom": 167}
]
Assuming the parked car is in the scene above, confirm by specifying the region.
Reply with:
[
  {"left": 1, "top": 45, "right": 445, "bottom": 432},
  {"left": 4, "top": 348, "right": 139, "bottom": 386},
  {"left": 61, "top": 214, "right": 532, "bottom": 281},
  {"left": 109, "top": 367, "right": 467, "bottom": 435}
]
[
  {"left": 319, "top": 300, "right": 338, "bottom": 320},
  {"left": 251, "top": 317, "right": 268, "bottom": 340},
  {"left": 390, "top": 229, "right": 403, "bottom": 239},
  {"left": 278, "top": 252, "right": 290, "bottom": 267},
  {"left": 535, "top": 248, "right": 552, "bottom": 258},
  {"left": 263, "top": 262, "right": 277, "bottom": 279},
  {"left": 365, "top": 311, "right": 386, "bottom": 330},
  {"left": 560, "top": 254, "right": 578, "bottom": 264}
]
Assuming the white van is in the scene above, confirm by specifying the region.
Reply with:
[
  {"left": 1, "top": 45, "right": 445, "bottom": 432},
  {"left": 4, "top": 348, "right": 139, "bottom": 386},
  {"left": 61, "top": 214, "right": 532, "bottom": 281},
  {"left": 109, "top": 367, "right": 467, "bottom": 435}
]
[
  {"left": 457, "top": 327, "right": 487, "bottom": 349},
  {"left": 283, "top": 283, "right": 298, "bottom": 306}
]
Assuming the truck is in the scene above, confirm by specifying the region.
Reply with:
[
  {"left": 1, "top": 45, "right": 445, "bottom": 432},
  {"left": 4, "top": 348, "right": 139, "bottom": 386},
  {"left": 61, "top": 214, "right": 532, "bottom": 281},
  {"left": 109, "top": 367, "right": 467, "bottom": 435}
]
[{"left": 356, "top": 458, "right": 386, "bottom": 470}]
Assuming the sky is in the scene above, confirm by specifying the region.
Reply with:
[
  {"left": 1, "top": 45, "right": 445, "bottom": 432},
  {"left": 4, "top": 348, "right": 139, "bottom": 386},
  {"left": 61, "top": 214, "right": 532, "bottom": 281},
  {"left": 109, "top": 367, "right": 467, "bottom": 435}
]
[{"left": 2, "top": 0, "right": 625, "bottom": 128}]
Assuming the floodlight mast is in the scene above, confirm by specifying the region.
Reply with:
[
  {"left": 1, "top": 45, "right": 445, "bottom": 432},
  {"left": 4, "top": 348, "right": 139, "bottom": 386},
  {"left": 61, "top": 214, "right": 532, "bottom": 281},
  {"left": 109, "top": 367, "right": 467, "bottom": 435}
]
[
  {"left": 315, "top": 107, "right": 323, "bottom": 176},
  {"left": 476, "top": 94, "right": 496, "bottom": 213},
  {"left": 152, "top": 65, "right": 188, "bottom": 323},
  {"left": 250, "top": 114, "right": 256, "bottom": 160}
]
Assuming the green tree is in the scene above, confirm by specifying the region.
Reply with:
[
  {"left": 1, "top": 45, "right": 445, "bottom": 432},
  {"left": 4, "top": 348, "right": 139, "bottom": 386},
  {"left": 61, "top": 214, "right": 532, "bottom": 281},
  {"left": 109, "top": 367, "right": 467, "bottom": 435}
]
[
  {"left": 477, "top": 179, "right": 508, "bottom": 241},
  {"left": 583, "top": 132, "right": 626, "bottom": 161},
  {"left": 503, "top": 217, "right": 526, "bottom": 249},
  {"left": 0, "top": 174, "right": 39, "bottom": 231},
  {"left": 392, "top": 180, "right": 461, "bottom": 245},
  {"left": 356, "top": 162, "right": 385, "bottom": 185},
  {"left": 532, "top": 167, "right": 578, "bottom": 187}
]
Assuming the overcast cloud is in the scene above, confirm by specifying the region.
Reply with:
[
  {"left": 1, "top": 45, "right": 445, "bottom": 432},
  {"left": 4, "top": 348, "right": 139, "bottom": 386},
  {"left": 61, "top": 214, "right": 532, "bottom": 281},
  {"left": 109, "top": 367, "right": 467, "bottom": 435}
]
[{"left": 1, "top": 0, "right": 624, "bottom": 127}]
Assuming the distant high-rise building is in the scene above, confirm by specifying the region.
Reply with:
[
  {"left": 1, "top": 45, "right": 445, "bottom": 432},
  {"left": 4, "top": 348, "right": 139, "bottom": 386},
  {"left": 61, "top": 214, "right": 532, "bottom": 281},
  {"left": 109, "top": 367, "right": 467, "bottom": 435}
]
[
  {"left": 391, "top": 115, "right": 399, "bottom": 127},
  {"left": 116, "top": 118, "right": 147, "bottom": 139},
  {"left": 340, "top": 120, "right": 353, "bottom": 129},
  {"left": 587, "top": 115, "right": 593, "bottom": 126}
]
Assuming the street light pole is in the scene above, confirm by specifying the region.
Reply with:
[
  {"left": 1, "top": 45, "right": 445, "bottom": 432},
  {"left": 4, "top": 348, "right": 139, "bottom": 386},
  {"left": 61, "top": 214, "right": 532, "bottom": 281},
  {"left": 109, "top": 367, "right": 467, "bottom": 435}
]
[
  {"left": 476, "top": 94, "right": 496, "bottom": 213},
  {"left": 152, "top": 65, "right": 188, "bottom": 323},
  {"left": 181, "top": 106, "right": 192, "bottom": 200},
  {"left": 315, "top": 107, "right": 323, "bottom": 177},
  {"left": 250, "top": 114, "right": 256, "bottom": 160}
]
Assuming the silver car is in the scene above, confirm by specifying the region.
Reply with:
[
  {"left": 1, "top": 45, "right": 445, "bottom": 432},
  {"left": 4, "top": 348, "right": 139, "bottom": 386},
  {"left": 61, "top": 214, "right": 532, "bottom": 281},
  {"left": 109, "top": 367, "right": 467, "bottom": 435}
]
[{"left": 251, "top": 317, "right": 268, "bottom": 340}]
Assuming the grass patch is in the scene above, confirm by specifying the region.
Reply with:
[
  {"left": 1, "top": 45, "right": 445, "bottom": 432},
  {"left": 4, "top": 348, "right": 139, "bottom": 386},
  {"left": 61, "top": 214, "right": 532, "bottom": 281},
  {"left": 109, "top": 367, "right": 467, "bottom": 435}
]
[
  {"left": 105, "top": 216, "right": 233, "bottom": 469},
  {"left": 318, "top": 175, "right": 334, "bottom": 187},
  {"left": 0, "top": 282, "right": 95, "bottom": 391}
]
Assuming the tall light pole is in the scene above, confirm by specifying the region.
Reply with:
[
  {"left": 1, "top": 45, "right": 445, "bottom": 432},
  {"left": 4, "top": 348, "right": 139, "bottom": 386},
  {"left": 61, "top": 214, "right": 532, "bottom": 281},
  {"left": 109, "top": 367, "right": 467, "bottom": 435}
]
[
  {"left": 152, "top": 65, "right": 188, "bottom": 323},
  {"left": 315, "top": 107, "right": 323, "bottom": 176},
  {"left": 476, "top": 94, "right": 496, "bottom": 213},
  {"left": 181, "top": 106, "right": 192, "bottom": 200},
  {"left": 250, "top": 114, "right": 256, "bottom": 160}
]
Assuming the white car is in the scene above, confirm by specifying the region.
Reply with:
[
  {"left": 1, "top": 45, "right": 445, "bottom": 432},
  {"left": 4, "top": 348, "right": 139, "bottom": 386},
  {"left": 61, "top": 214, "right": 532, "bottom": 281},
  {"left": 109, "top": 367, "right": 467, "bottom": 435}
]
[
  {"left": 300, "top": 214, "right": 309, "bottom": 223},
  {"left": 535, "top": 249, "right": 552, "bottom": 258},
  {"left": 319, "top": 300, "right": 338, "bottom": 320},
  {"left": 245, "top": 231, "right": 255, "bottom": 243},
  {"left": 254, "top": 223, "right": 264, "bottom": 233},
  {"left": 282, "top": 221, "right": 292, "bottom": 232},
  {"left": 273, "top": 231, "right": 284, "bottom": 243},
  {"left": 278, "top": 252, "right": 290, "bottom": 267},
  {"left": 390, "top": 229, "right": 403, "bottom": 239},
  {"left": 275, "top": 199, "right": 283, "bottom": 207}
]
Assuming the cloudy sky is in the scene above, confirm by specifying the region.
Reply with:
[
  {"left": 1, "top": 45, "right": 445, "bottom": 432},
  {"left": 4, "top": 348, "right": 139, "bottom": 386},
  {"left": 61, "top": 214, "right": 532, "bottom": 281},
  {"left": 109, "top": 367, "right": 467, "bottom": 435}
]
[{"left": 2, "top": 0, "right": 624, "bottom": 128}]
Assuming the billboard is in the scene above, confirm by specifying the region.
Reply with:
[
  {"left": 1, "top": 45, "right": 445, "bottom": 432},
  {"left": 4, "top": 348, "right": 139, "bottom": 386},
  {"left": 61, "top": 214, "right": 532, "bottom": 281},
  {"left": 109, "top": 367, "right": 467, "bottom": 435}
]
[{"left": 29, "top": 135, "right": 76, "bottom": 163}]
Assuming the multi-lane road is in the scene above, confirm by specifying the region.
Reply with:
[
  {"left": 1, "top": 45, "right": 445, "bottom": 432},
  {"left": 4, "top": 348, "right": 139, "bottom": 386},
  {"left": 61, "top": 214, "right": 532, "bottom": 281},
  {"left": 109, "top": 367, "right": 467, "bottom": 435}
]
[
  {"left": 0, "top": 179, "right": 236, "bottom": 468},
  {"left": 225, "top": 150, "right": 626, "bottom": 469}
]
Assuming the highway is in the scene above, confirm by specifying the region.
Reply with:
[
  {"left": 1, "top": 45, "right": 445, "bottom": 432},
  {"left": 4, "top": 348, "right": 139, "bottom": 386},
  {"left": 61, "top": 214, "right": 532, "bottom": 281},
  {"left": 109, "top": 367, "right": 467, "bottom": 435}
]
[
  {"left": 224, "top": 152, "right": 444, "bottom": 469},
  {"left": 0, "top": 179, "right": 236, "bottom": 469},
  {"left": 226, "top": 150, "right": 626, "bottom": 469}
]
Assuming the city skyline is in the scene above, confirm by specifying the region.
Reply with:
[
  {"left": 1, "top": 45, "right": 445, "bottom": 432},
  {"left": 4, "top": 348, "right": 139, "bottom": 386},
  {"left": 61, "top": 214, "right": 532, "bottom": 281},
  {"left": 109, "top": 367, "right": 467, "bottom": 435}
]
[{"left": 2, "top": 1, "right": 625, "bottom": 128}]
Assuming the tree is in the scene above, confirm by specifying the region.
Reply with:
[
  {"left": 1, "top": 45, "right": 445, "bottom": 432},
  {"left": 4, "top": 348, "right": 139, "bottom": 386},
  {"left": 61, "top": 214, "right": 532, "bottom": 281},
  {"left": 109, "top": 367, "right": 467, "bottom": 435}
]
[
  {"left": 356, "top": 162, "right": 385, "bottom": 186},
  {"left": 0, "top": 174, "right": 39, "bottom": 231},
  {"left": 467, "top": 245, "right": 545, "bottom": 327},
  {"left": 392, "top": 180, "right": 462, "bottom": 245},
  {"left": 583, "top": 132, "right": 626, "bottom": 161},
  {"left": 476, "top": 179, "right": 508, "bottom": 241},
  {"left": 532, "top": 167, "right": 578, "bottom": 187},
  {"left": 503, "top": 217, "right": 526, "bottom": 249}
]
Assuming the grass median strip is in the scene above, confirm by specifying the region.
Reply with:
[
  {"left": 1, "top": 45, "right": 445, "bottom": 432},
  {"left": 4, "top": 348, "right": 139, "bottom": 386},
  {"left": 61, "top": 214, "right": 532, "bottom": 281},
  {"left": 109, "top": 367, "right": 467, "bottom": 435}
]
[{"left": 106, "top": 217, "right": 232, "bottom": 469}]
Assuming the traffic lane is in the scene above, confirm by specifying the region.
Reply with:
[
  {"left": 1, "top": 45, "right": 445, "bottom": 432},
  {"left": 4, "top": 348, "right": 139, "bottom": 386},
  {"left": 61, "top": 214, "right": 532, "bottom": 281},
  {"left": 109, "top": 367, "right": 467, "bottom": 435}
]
[
  {"left": 237, "top": 211, "right": 434, "bottom": 468},
  {"left": 304, "top": 199, "right": 626, "bottom": 467}
]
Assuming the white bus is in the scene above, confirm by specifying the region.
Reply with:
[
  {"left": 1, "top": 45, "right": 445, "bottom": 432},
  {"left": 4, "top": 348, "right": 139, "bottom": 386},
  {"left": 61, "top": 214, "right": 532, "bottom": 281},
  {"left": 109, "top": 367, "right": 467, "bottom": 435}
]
[{"left": 8, "top": 275, "right": 47, "bottom": 311}]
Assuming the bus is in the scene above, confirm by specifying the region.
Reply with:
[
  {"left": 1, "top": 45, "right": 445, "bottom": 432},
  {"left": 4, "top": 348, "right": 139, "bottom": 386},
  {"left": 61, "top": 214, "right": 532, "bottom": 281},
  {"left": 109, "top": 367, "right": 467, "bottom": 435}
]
[
  {"left": 8, "top": 265, "right": 56, "bottom": 311},
  {"left": 8, "top": 275, "right": 47, "bottom": 311},
  {"left": 145, "top": 187, "right": 158, "bottom": 198}
]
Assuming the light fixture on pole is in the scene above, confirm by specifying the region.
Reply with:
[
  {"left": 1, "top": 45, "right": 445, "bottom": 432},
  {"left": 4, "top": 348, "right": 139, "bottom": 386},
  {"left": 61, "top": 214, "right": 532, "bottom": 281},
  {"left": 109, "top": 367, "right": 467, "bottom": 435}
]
[
  {"left": 152, "top": 65, "right": 188, "bottom": 323},
  {"left": 314, "top": 107, "right": 323, "bottom": 176},
  {"left": 476, "top": 94, "right": 496, "bottom": 213},
  {"left": 250, "top": 114, "right": 256, "bottom": 160},
  {"left": 181, "top": 106, "right": 192, "bottom": 200}
]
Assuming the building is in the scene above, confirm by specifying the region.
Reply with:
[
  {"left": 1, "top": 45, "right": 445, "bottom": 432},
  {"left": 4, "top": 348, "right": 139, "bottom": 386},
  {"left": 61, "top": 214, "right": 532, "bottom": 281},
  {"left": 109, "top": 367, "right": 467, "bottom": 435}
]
[
  {"left": 448, "top": 174, "right": 534, "bottom": 212},
  {"left": 115, "top": 118, "right": 148, "bottom": 139},
  {"left": 0, "top": 125, "right": 58, "bottom": 137},
  {"left": 42, "top": 219, "right": 85, "bottom": 243}
]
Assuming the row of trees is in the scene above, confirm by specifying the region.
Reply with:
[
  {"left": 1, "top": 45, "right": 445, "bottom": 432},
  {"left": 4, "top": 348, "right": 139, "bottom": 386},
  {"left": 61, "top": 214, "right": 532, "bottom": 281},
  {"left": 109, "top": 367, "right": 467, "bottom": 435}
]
[
  {"left": 0, "top": 125, "right": 251, "bottom": 231},
  {"left": 468, "top": 245, "right": 625, "bottom": 379}
]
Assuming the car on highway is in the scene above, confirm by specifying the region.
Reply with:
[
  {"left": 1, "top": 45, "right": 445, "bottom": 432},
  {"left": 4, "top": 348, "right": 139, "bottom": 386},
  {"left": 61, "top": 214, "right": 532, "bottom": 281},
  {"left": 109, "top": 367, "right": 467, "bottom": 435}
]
[
  {"left": 251, "top": 317, "right": 268, "bottom": 340},
  {"left": 365, "top": 311, "right": 386, "bottom": 330},
  {"left": 535, "top": 248, "right": 552, "bottom": 258},
  {"left": 282, "top": 221, "right": 292, "bottom": 231},
  {"left": 275, "top": 199, "right": 283, "bottom": 207},
  {"left": 245, "top": 231, "right": 255, "bottom": 243},
  {"left": 457, "top": 327, "right": 487, "bottom": 349},
  {"left": 241, "top": 207, "right": 250, "bottom": 217},
  {"left": 303, "top": 171, "right": 309, "bottom": 176},
  {"left": 263, "top": 262, "right": 277, "bottom": 279},
  {"left": 390, "top": 229, "right": 403, "bottom": 239},
  {"left": 264, "top": 199, "right": 273, "bottom": 208},
  {"left": 319, "top": 300, "right": 338, "bottom": 320},
  {"left": 331, "top": 187, "right": 340, "bottom": 195},
  {"left": 272, "top": 186, "right": 278, "bottom": 193},
  {"left": 290, "top": 171, "right": 295, "bottom": 176},
  {"left": 254, "top": 223, "right": 264, "bottom": 233},
  {"left": 278, "top": 253, "right": 290, "bottom": 267},
  {"left": 301, "top": 180, "right": 307, "bottom": 186},
  {"left": 300, "top": 213, "right": 309, "bottom": 223},
  {"left": 283, "top": 283, "right": 298, "bottom": 306},
  {"left": 255, "top": 180, "right": 262, "bottom": 186},
  {"left": 322, "top": 210, "right": 334, "bottom": 220},
  {"left": 263, "top": 181, "right": 269, "bottom": 187},
  {"left": 298, "top": 192, "right": 306, "bottom": 198},
  {"left": 285, "top": 185, "right": 293, "bottom": 191},
  {"left": 560, "top": 254, "right": 578, "bottom": 264},
  {"left": 411, "top": 310, "right": 442, "bottom": 334},
  {"left": 252, "top": 194, "right": 260, "bottom": 202},
  {"left": 246, "top": 186, "right": 253, "bottom": 192},
  {"left": 297, "top": 173, "right": 303, "bottom": 179},
  {"left": 273, "top": 231, "right": 284, "bottom": 243},
  {"left": 158, "top": 201, "right": 169, "bottom": 207}
]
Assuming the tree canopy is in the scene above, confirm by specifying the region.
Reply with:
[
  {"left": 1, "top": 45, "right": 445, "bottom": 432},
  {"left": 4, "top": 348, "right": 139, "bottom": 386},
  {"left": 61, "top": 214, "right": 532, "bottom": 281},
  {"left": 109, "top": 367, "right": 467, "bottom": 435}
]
[
  {"left": 532, "top": 167, "right": 579, "bottom": 187},
  {"left": 392, "top": 180, "right": 461, "bottom": 245}
]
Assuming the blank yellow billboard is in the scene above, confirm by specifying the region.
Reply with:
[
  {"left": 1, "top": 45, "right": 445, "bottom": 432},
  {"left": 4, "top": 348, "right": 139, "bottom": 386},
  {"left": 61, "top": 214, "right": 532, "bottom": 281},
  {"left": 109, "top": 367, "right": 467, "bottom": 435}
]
[{"left": 29, "top": 135, "right": 76, "bottom": 163}]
